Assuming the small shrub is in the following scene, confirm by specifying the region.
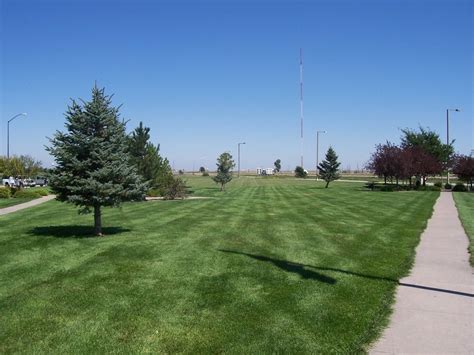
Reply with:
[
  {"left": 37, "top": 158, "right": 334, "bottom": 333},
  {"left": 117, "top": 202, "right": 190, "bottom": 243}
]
[
  {"left": 294, "top": 166, "right": 307, "bottom": 178},
  {"left": 202, "top": 171, "right": 209, "bottom": 177},
  {"left": 13, "top": 190, "right": 41, "bottom": 198},
  {"left": 178, "top": 169, "right": 184, "bottom": 175},
  {"left": 0, "top": 188, "right": 11, "bottom": 199},
  {"left": 163, "top": 177, "right": 188, "bottom": 200},
  {"left": 32, "top": 188, "right": 49, "bottom": 196},
  {"left": 434, "top": 182, "right": 442, "bottom": 188},
  {"left": 452, "top": 183, "right": 467, "bottom": 192},
  {"left": 417, "top": 185, "right": 441, "bottom": 192},
  {"left": 444, "top": 183, "right": 452, "bottom": 190},
  {"left": 380, "top": 185, "right": 394, "bottom": 192}
]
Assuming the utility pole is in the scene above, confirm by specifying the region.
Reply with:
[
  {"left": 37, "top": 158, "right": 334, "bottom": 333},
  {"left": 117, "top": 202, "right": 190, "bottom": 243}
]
[
  {"left": 446, "top": 108, "right": 460, "bottom": 184},
  {"left": 316, "top": 130, "right": 326, "bottom": 179},
  {"left": 238, "top": 142, "right": 246, "bottom": 177}
]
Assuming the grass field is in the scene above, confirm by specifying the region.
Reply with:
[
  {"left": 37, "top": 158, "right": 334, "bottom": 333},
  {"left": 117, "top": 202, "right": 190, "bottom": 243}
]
[
  {"left": 0, "top": 197, "right": 36, "bottom": 209},
  {"left": 453, "top": 192, "right": 474, "bottom": 265},
  {"left": 0, "top": 177, "right": 438, "bottom": 353}
]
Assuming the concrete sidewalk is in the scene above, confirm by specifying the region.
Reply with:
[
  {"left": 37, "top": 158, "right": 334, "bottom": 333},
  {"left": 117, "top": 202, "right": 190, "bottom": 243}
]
[
  {"left": 0, "top": 195, "right": 56, "bottom": 216},
  {"left": 371, "top": 192, "right": 474, "bottom": 354}
]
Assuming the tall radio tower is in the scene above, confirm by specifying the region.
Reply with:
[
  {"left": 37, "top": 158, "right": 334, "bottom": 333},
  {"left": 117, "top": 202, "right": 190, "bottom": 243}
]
[{"left": 299, "top": 48, "right": 304, "bottom": 168}]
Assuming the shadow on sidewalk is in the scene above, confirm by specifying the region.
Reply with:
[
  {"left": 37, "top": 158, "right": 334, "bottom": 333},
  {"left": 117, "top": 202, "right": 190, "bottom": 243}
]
[{"left": 399, "top": 282, "right": 474, "bottom": 298}]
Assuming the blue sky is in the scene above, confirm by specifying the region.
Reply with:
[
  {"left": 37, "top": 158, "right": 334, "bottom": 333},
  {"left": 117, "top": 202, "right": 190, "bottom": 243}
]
[{"left": 1, "top": 0, "right": 472, "bottom": 171}]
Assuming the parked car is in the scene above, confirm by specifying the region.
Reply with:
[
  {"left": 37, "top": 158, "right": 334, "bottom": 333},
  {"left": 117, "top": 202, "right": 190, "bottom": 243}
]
[
  {"left": 24, "top": 178, "right": 36, "bottom": 187},
  {"left": 2, "top": 176, "right": 15, "bottom": 187},
  {"left": 34, "top": 176, "right": 48, "bottom": 187}
]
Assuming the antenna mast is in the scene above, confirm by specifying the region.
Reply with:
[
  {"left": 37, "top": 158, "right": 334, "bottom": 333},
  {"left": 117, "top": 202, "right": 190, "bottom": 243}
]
[{"left": 299, "top": 48, "right": 304, "bottom": 168}]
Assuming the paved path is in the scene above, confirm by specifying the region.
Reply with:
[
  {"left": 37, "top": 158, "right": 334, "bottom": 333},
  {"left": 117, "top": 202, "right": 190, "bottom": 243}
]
[
  {"left": 371, "top": 192, "right": 474, "bottom": 354},
  {"left": 0, "top": 195, "right": 56, "bottom": 216}
]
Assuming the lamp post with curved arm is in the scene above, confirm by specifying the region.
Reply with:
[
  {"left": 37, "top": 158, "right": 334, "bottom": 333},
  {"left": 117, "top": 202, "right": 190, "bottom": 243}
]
[{"left": 7, "top": 113, "right": 27, "bottom": 159}]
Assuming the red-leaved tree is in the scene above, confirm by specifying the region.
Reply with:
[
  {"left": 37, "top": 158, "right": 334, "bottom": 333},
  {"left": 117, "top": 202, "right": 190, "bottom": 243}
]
[{"left": 453, "top": 155, "right": 474, "bottom": 190}]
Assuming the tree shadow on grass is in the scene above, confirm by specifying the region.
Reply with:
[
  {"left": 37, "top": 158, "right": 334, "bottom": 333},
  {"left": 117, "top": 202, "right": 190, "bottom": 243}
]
[
  {"left": 219, "top": 249, "right": 337, "bottom": 284},
  {"left": 30, "top": 225, "right": 131, "bottom": 238},
  {"left": 219, "top": 249, "right": 401, "bottom": 285}
]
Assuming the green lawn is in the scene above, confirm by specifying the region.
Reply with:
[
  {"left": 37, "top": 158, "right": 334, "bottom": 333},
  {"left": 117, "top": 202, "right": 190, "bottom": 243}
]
[
  {"left": 0, "top": 177, "right": 438, "bottom": 353},
  {"left": 453, "top": 192, "right": 474, "bottom": 265},
  {"left": 0, "top": 197, "right": 36, "bottom": 209}
]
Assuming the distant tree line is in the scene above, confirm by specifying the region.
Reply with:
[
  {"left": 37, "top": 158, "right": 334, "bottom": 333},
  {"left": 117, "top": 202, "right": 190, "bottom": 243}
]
[{"left": 0, "top": 155, "right": 44, "bottom": 178}]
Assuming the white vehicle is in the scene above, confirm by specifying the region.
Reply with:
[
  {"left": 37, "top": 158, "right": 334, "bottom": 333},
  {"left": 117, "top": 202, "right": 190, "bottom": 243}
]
[
  {"left": 256, "top": 168, "right": 274, "bottom": 176},
  {"left": 2, "top": 176, "right": 16, "bottom": 187},
  {"left": 24, "top": 178, "right": 36, "bottom": 187}
]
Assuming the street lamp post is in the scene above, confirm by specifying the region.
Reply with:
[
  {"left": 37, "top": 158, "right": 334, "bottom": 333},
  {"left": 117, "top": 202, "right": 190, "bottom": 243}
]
[
  {"left": 316, "top": 130, "right": 326, "bottom": 179},
  {"left": 446, "top": 108, "right": 460, "bottom": 184},
  {"left": 7, "top": 113, "right": 27, "bottom": 159},
  {"left": 238, "top": 142, "right": 246, "bottom": 177}
]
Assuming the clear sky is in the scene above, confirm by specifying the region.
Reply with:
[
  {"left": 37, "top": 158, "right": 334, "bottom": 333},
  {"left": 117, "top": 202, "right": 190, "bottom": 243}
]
[{"left": 1, "top": 0, "right": 472, "bottom": 171}]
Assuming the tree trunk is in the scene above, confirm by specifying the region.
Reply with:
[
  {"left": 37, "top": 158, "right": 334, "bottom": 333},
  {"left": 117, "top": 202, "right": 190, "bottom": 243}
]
[
  {"left": 94, "top": 205, "right": 102, "bottom": 236},
  {"left": 325, "top": 181, "right": 329, "bottom": 188},
  {"left": 384, "top": 176, "right": 387, "bottom": 184}
]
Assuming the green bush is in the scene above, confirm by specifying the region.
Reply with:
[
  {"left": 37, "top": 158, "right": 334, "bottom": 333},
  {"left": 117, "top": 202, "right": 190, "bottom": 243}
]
[
  {"left": 202, "top": 172, "right": 209, "bottom": 177},
  {"left": 444, "top": 183, "right": 452, "bottom": 190},
  {"left": 31, "top": 188, "right": 49, "bottom": 196},
  {"left": 163, "top": 177, "right": 188, "bottom": 200},
  {"left": 13, "top": 190, "right": 41, "bottom": 198},
  {"left": 434, "top": 182, "right": 442, "bottom": 188},
  {"left": 417, "top": 185, "right": 441, "bottom": 192},
  {"left": 294, "top": 166, "right": 307, "bottom": 178},
  {"left": 380, "top": 185, "right": 394, "bottom": 192},
  {"left": 452, "top": 183, "right": 467, "bottom": 192},
  {"left": 0, "top": 188, "right": 11, "bottom": 199}
]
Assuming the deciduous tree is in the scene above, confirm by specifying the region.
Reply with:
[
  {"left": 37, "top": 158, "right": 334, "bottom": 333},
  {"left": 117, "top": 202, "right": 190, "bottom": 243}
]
[
  {"left": 212, "top": 152, "right": 235, "bottom": 191},
  {"left": 294, "top": 166, "right": 307, "bottom": 178},
  {"left": 453, "top": 155, "right": 474, "bottom": 190},
  {"left": 401, "top": 126, "right": 453, "bottom": 165},
  {"left": 274, "top": 159, "right": 281, "bottom": 173}
]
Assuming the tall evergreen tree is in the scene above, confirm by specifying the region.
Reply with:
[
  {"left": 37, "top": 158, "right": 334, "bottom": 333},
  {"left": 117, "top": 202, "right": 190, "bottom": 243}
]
[
  {"left": 128, "top": 122, "right": 173, "bottom": 195},
  {"left": 318, "top": 147, "right": 341, "bottom": 188},
  {"left": 47, "top": 86, "right": 147, "bottom": 236},
  {"left": 128, "top": 121, "right": 152, "bottom": 178},
  {"left": 212, "top": 152, "right": 235, "bottom": 191}
]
